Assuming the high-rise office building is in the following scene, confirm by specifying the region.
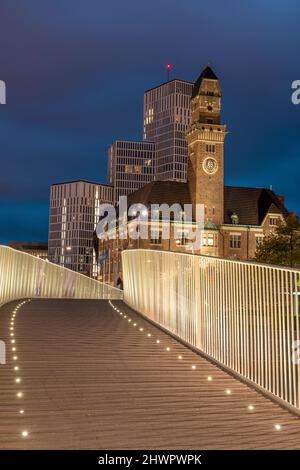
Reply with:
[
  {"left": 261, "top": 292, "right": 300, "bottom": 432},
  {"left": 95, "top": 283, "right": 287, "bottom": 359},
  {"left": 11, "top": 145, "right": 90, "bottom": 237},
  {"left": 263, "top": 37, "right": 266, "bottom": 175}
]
[
  {"left": 48, "top": 180, "right": 113, "bottom": 277},
  {"left": 108, "top": 140, "right": 155, "bottom": 203},
  {"left": 143, "top": 79, "right": 193, "bottom": 181}
]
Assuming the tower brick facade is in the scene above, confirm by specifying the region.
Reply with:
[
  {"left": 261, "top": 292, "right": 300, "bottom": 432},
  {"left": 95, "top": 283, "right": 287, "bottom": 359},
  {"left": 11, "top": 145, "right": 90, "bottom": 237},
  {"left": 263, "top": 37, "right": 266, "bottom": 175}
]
[{"left": 186, "top": 66, "right": 227, "bottom": 227}]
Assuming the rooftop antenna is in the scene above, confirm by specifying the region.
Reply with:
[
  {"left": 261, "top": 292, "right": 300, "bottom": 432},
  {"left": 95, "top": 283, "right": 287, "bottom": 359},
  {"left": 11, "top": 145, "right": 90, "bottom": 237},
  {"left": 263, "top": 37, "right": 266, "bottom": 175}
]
[{"left": 166, "top": 63, "right": 172, "bottom": 82}]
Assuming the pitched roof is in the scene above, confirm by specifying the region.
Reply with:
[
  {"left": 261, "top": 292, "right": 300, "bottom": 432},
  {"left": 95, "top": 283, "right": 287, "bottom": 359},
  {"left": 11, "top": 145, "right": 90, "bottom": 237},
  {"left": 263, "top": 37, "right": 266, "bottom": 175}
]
[
  {"left": 122, "top": 181, "right": 288, "bottom": 226},
  {"left": 223, "top": 186, "right": 289, "bottom": 225},
  {"left": 192, "top": 66, "right": 218, "bottom": 98},
  {"left": 127, "top": 180, "right": 191, "bottom": 207}
]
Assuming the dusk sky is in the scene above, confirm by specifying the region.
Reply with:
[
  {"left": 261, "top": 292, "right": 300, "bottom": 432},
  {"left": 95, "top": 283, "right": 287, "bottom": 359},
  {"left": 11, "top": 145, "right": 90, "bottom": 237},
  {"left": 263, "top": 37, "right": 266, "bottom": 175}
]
[{"left": 0, "top": 0, "right": 299, "bottom": 243}]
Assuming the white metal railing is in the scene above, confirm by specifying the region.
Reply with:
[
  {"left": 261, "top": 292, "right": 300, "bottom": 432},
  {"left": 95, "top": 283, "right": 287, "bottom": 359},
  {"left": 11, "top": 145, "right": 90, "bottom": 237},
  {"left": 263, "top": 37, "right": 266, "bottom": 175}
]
[
  {"left": 0, "top": 245, "right": 123, "bottom": 304},
  {"left": 122, "top": 249, "right": 300, "bottom": 410}
]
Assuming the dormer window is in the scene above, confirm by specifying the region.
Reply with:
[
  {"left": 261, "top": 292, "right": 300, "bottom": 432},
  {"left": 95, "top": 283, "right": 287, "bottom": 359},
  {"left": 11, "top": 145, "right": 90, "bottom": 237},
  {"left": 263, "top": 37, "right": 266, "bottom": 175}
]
[
  {"left": 231, "top": 213, "right": 239, "bottom": 225},
  {"left": 269, "top": 217, "right": 278, "bottom": 226}
]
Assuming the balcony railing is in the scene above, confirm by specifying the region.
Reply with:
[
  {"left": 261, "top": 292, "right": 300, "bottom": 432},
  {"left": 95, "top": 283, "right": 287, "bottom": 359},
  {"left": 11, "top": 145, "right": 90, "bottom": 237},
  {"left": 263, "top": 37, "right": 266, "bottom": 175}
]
[
  {"left": 122, "top": 249, "right": 300, "bottom": 410},
  {"left": 0, "top": 245, "right": 123, "bottom": 304}
]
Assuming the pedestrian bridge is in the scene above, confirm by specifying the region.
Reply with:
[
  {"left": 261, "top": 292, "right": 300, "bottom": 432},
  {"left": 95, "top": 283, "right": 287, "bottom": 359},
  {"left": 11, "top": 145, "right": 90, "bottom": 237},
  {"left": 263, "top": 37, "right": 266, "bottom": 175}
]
[{"left": 0, "top": 246, "right": 300, "bottom": 449}]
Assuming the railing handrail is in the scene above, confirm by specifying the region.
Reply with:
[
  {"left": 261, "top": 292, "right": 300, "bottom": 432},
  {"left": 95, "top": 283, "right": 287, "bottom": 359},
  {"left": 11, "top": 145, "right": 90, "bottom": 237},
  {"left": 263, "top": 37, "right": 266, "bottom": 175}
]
[
  {"left": 125, "top": 248, "right": 300, "bottom": 274},
  {"left": 0, "top": 245, "right": 123, "bottom": 303},
  {"left": 122, "top": 249, "right": 300, "bottom": 411}
]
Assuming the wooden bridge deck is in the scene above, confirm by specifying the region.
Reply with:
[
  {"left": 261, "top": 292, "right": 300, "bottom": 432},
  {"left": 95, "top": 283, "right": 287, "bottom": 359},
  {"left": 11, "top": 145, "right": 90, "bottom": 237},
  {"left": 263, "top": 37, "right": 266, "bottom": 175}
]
[{"left": 0, "top": 299, "right": 300, "bottom": 449}]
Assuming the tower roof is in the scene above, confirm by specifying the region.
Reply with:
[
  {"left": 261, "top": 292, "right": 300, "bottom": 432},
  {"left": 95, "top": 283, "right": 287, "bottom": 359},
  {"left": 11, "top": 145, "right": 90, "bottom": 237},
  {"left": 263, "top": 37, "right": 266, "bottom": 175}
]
[{"left": 192, "top": 66, "right": 218, "bottom": 98}]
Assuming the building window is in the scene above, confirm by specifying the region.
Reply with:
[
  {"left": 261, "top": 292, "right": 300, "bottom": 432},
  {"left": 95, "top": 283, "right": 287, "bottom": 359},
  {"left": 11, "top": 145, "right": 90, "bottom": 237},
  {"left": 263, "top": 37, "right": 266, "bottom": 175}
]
[
  {"left": 125, "top": 165, "right": 133, "bottom": 174},
  {"left": 205, "top": 144, "right": 215, "bottom": 153},
  {"left": 151, "top": 230, "right": 162, "bottom": 245},
  {"left": 175, "top": 230, "right": 189, "bottom": 246},
  {"left": 230, "top": 234, "right": 241, "bottom": 249},
  {"left": 202, "top": 233, "right": 216, "bottom": 247},
  {"left": 134, "top": 165, "right": 142, "bottom": 174},
  {"left": 269, "top": 217, "right": 278, "bottom": 226},
  {"left": 255, "top": 235, "right": 264, "bottom": 247}
]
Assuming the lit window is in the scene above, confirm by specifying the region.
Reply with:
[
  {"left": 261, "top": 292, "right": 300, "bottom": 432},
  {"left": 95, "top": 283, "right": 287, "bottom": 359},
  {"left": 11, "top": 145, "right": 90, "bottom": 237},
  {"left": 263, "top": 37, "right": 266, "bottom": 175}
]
[
  {"left": 175, "top": 230, "right": 189, "bottom": 246},
  {"left": 207, "top": 234, "right": 215, "bottom": 246},
  {"left": 134, "top": 165, "right": 142, "bottom": 174},
  {"left": 202, "top": 233, "right": 215, "bottom": 247},
  {"left": 230, "top": 234, "right": 241, "bottom": 249},
  {"left": 256, "top": 235, "right": 264, "bottom": 247},
  {"left": 151, "top": 230, "right": 162, "bottom": 245},
  {"left": 125, "top": 165, "right": 133, "bottom": 174},
  {"left": 269, "top": 217, "right": 278, "bottom": 226}
]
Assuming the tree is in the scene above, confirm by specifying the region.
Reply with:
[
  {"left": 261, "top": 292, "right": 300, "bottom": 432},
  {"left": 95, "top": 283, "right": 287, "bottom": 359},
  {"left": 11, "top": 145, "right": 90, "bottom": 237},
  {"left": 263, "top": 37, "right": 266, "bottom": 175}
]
[{"left": 255, "top": 214, "right": 300, "bottom": 268}]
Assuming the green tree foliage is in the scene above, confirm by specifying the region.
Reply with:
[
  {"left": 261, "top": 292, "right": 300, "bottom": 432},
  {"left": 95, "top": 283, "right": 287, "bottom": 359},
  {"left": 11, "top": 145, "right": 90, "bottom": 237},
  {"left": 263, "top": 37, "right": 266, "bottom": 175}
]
[{"left": 255, "top": 214, "right": 300, "bottom": 268}]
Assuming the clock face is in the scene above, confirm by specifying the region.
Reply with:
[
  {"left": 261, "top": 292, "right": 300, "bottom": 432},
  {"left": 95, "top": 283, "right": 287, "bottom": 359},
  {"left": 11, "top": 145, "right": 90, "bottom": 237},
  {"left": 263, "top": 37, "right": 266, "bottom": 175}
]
[
  {"left": 207, "top": 105, "right": 213, "bottom": 111},
  {"left": 203, "top": 157, "right": 218, "bottom": 174}
]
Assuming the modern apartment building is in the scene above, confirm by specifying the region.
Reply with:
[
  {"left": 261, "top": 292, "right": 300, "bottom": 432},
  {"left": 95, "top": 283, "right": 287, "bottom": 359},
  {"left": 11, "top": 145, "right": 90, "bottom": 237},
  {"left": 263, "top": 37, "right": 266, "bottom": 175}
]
[
  {"left": 48, "top": 180, "right": 113, "bottom": 277},
  {"left": 143, "top": 79, "right": 193, "bottom": 181},
  {"left": 108, "top": 140, "right": 155, "bottom": 203}
]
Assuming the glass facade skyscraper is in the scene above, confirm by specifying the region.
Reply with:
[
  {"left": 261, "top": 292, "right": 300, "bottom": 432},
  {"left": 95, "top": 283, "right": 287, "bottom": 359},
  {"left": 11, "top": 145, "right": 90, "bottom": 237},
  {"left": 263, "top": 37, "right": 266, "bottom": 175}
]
[
  {"left": 108, "top": 140, "right": 155, "bottom": 203},
  {"left": 48, "top": 180, "right": 113, "bottom": 277},
  {"left": 143, "top": 79, "right": 193, "bottom": 182}
]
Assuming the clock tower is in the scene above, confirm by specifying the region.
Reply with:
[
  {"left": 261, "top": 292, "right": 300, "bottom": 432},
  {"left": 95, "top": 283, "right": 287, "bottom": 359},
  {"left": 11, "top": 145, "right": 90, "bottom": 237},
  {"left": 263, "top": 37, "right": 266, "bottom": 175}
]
[{"left": 186, "top": 66, "right": 227, "bottom": 227}]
